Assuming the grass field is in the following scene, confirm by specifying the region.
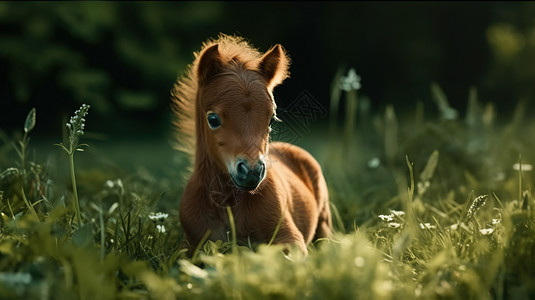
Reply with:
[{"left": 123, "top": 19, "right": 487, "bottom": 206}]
[{"left": 1, "top": 83, "right": 534, "bottom": 299}]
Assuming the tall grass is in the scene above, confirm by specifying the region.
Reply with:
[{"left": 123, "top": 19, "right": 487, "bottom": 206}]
[{"left": 0, "top": 79, "right": 535, "bottom": 299}]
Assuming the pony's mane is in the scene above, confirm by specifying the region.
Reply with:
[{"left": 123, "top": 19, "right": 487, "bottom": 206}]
[{"left": 171, "top": 34, "right": 289, "bottom": 163}]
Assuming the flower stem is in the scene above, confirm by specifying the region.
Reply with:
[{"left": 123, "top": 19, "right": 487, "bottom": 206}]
[
  {"left": 21, "top": 187, "right": 39, "bottom": 221},
  {"left": 69, "top": 151, "right": 82, "bottom": 226}
]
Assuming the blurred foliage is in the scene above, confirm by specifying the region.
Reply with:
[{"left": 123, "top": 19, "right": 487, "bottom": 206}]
[
  {"left": 485, "top": 18, "right": 535, "bottom": 103},
  {"left": 2, "top": 2, "right": 535, "bottom": 138},
  {"left": 0, "top": 1, "right": 224, "bottom": 135}
]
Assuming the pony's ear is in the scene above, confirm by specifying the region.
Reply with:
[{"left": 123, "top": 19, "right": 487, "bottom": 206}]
[
  {"left": 197, "top": 44, "right": 222, "bottom": 85},
  {"left": 258, "top": 44, "right": 290, "bottom": 90}
]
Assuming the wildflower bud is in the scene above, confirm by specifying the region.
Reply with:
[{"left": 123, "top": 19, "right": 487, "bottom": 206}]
[
  {"left": 24, "top": 108, "right": 36, "bottom": 133},
  {"left": 466, "top": 194, "right": 488, "bottom": 220}
]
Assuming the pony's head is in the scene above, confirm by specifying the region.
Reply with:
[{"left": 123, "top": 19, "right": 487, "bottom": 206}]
[{"left": 193, "top": 37, "right": 289, "bottom": 191}]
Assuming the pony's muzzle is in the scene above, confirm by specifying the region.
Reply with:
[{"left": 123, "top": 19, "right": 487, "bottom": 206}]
[{"left": 231, "top": 158, "right": 266, "bottom": 191}]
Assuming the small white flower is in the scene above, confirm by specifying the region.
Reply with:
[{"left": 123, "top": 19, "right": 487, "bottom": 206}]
[
  {"left": 149, "top": 212, "right": 169, "bottom": 222},
  {"left": 105, "top": 179, "right": 123, "bottom": 190},
  {"left": 368, "top": 157, "right": 380, "bottom": 169},
  {"left": 492, "top": 218, "right": 501, "bottom": 225},
  {"left": 388, "top": 222, "right": 402, "bottom": 228},
  {"left": 379, "top": 214, "right": 394, "bottom": 222},
  {"left": 115, "top": 178, "right": 123, "bottom": 190},
  {"left": 513, "top": 163, "right": 533, "bottom": 171},
  {"left": 480, "top": 228, "right": 494, "bottom": 235},
  {"left": 339, "top": 68, "right": 361, "bottom": 91},
  {"left": 390, "top": 210, "right": 405, "bottom": 217},
  {"left": 419, "top": 223, "right": 435, "bottom": 230},
  {"left": 156, "top": 224, "right": 166, "bottom": 233}
]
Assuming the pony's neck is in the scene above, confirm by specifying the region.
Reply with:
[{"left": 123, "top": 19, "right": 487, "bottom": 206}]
[
  {"left": 194, "top": 152, "right": 243, "bottom": 207},
  {"left": 193, "top": 132, "right": 246, "bottom": 207},
  {"left": 194, "top": 150, "right": 220, "bottom": 179}
]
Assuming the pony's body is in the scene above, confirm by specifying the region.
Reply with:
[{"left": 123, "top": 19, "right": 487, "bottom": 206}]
[{"left": 172, "top": 35, "right": 331, "bottom": 254}]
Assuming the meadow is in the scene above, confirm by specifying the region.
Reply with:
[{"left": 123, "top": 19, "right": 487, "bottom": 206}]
[{"left": 0, "top": 78, "right": 534, "bottom": 300}]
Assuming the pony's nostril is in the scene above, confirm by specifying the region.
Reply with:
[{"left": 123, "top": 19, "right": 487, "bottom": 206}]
[{"left": 236, "top": 161, "right": 249, "bottom": 179}]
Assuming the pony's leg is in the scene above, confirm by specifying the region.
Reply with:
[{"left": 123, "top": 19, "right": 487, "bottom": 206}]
[
  {"left": 272, "top": 216, "right": 308, "bottom": 255},
  {"left": 313, "top": 173, "right": 332, "bottom": 240},
  {"left": 314, "top": 201, "right": 332, "bottom": 239}
]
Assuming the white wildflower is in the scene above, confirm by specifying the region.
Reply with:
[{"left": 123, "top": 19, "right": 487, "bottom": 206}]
[
  {"left": 388, "top": 222, "right": 402, "bottom": 228},
  {"left": 368, "top": 157, "right": 380, "bottom": 169},
  {"left": 115, "top": 178, "right": 123, "bottom": 190},
  {"left": 480, "top": 228, "right": 494, "bottom": 235},
  {"left": 104, "top": 179, "right": 123, "bottom": 190},
  {"left": 379, "top": 214, "right": 394, "bottom": 222},
  {"left": 390, "top": 210, "right": 405, "bottom": 217},
  {"left": 339, "top": 68, "right": 361, "bottom": 91},
  {"left": 513, "top": 163, "right": 533, "bottom": 171},
  {"left": 156, "top": 224, "right": 166, "bottom": 233},
  {"left": 58, "top": 103, "right": 90, "bottom": 155},
  {"left": 420, "top": 223, "right": 436, "bottom": 230},
  {"left": 149, "top": 212, "right": 169, "bottom": 222}
]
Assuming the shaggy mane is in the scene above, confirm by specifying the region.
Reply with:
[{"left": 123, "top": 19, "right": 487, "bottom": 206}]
[{"left": 170, "top": 34, "right": 290, "bottom": 163}]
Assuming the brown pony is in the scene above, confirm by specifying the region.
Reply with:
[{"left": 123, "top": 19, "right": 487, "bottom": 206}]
[{"left": 172, "top": 34, "right": 331, "bottom": 255}]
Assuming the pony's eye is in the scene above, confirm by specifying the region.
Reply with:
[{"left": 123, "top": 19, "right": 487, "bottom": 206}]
[{"left": 207, "top": 112, "right": 222, "bottom": 129}]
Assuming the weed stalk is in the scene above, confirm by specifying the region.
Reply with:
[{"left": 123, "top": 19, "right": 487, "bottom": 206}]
[
  {"left": 226, "top": 205, "right": 237, "bottom": 251},
  {"left": 56, "top": 104, "right": 90, "bottom": 226},
  {"left": 13, "top": 108, "right": 36, "bottom": 173}
]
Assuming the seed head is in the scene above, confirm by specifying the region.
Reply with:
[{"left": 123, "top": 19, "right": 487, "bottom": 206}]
[{"left": 466, "top": 194, "right": 488, "bottom": 220}]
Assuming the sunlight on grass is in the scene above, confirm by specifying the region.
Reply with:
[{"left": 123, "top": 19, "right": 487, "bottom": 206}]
[{"left": 1, "top": 79, "right": 535, "bottom": 299}]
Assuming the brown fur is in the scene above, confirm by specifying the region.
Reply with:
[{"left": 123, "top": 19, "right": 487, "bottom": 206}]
[{"left": 171, "top": 34, "right": 331, "bottom": 255}]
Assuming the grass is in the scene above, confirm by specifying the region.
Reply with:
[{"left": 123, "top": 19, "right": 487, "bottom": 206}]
[{"left": 1, "top": 79, "right": 535, "bottom": 299}]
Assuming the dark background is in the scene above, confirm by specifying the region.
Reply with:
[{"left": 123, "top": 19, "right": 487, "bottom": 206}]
[{"left": 1, "top": 1, "right": 535, "bottom": 141}]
